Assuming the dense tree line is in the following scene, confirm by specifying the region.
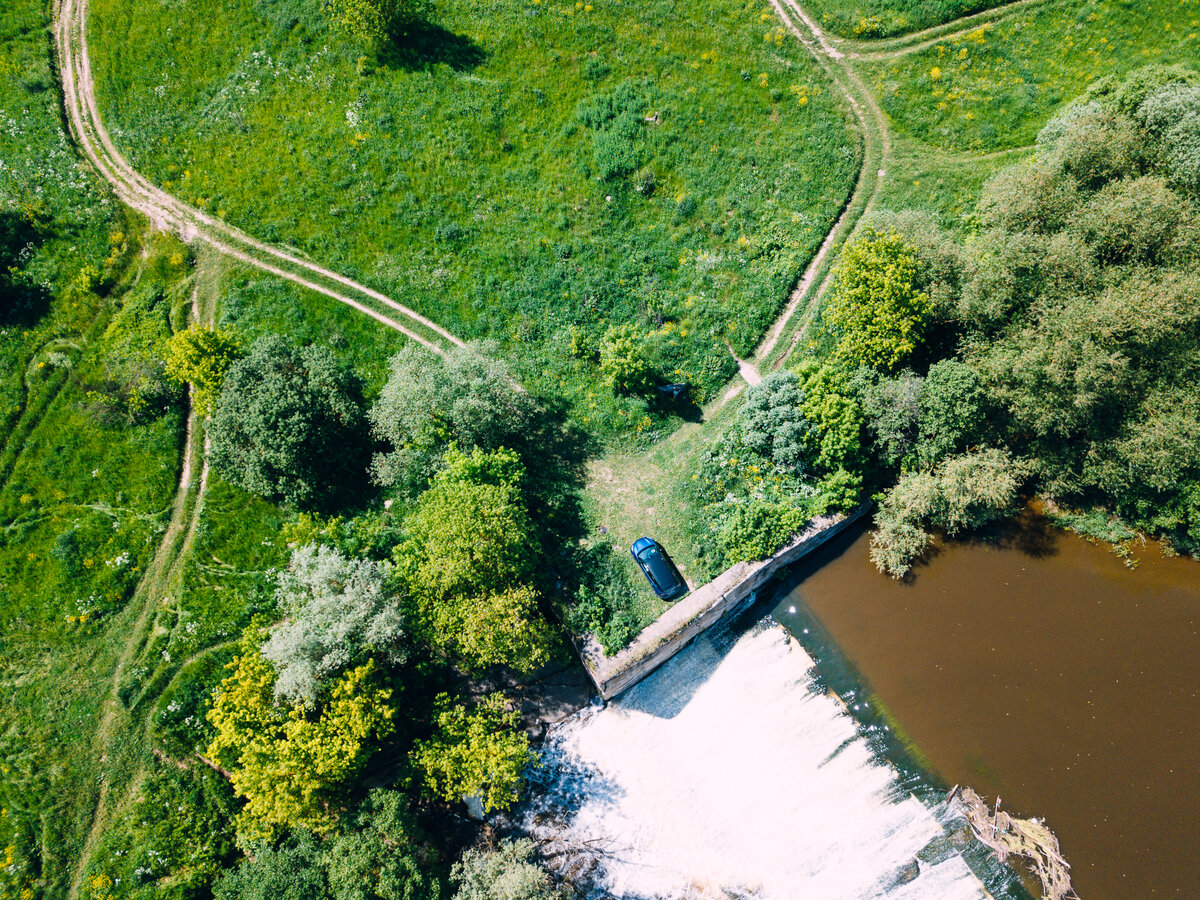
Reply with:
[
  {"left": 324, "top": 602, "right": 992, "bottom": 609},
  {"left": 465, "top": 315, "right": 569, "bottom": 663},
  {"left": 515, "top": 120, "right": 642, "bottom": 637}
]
[
  {"left": 134, "top": 333, "right": 573, "bottom": 897},
  {"left": 689, "top": 64, "right": 1200, "bottom": 577}
]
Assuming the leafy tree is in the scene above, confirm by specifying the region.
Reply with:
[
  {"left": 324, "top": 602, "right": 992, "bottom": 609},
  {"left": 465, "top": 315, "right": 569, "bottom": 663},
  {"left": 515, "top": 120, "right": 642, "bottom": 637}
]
[
  {"left": 737, "top": 372, "right": 810, "bottom": 471},
  {"left": 403, "top": 446, "right": 535, "bottom": 598},
  {"left": 452, "top": 839, "right": 565, "bottom": 900},
  {"left": 399, "top": 447, "right": 551, "bottom": 673},
  {"left": 412, "top": 694, "right": 534, "bottom": 814},
  {"left": 326, "top": 0, "right": 432, "bottom": 46},
  {"left": 714, "top": 500, "right": 809, "bottom": 565},
  {"left": 870, "top": 449, "right": 1026, "bottom": 578},
  {"left": 861, "top": 369, "right": 923, "bottom": 467},
  {"left": 207, "top": 644, "right": 394, "bottom": 839},
  {"left": 163, "top": 324, "right": 243, "bottom": 417},
  {"left": 1137, "top": 82, "right": 1200, "bottom": 194},
  {"left": 324, "top": 790, "right": 443, "bottom": 900},
  {"left": 887, "top": 67, "right": 1200, "bottom": 552},
  {"left": 823, "top": 229, "right": 931, "bottom": 371},
  {"left": 916, "top": 360, "right": 986, "bottom": 468},
  {"left": 261, "top": 545, "right": 406, "bottom": 704},
  {"left": 792, "top": 360, "right": 867, "bottom": 474},
  {"left": 371, "top": 343, "right": 538, "bottom": 496},
  {"left": 215, "top": 792, "right": 440, "bottom": 900},
  {"left": 209, "top": 335, "right": 369, "bottom": 510},
  {"left": 213, "top": 833, "right": 327, "bottom": 900},
  {"left": 598, "top": 323, "right": 654, "bottom": 395}
]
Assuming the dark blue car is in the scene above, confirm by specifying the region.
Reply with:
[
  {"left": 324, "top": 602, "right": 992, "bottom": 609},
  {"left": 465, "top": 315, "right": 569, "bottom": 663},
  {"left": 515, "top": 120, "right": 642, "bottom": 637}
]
[{"left": 630, "top": 537, "right": 688, "bottom": 601}]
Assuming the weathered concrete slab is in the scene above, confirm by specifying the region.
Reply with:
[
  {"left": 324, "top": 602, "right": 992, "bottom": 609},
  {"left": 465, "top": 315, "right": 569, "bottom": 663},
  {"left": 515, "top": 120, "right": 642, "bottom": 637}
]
[{"left": 578, "top": 504, "right": 870, "bottom": 699}]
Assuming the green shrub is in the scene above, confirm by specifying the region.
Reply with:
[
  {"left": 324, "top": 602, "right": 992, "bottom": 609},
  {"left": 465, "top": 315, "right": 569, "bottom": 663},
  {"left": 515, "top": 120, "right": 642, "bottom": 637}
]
[
  {"left": 599, "top": 324, "right": 654, "bottom": 396},
  {"left": 870, "top": 449, "right": 1026, "bottom": 577},
  {"left": 823, "top": 229, "right": 931, "bottom": 372},
  {"left": 738, "top": 372, "right": 811, "bottom": 471},
  {"left": 412, "top": 693, "right": 534, "bottom": 814},
  {"left": 209, "top": 335, "right": 370, "bottom": 511}
]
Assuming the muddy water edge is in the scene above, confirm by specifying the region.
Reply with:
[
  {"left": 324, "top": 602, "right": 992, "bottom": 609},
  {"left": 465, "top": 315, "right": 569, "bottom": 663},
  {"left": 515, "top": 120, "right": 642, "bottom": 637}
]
[{"left": 771, "top": 513, "right": 1200, "bottom": 900}]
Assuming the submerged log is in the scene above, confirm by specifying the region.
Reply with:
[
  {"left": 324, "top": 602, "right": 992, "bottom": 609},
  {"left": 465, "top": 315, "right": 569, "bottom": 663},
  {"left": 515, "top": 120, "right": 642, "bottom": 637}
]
[{"left": 947, "top": 785, "right": 1079, "bottom": 900}]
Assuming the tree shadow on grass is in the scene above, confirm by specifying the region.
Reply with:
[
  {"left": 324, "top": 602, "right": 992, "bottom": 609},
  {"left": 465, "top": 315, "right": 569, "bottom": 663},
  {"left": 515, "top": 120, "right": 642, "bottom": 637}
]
[
  {"left": 376, "top": 22, "right": 487, "bottom": 73},
  {"left": 0, "top": 210, "right": 52, "bottom": 327}
]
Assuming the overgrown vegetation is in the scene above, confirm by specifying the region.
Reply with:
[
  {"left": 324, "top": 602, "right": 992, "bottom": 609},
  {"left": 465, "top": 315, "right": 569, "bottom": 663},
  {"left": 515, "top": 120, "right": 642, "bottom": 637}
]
[
  {"left": 7, "top": 0, "right": 1200, "bottom": 896},
  {"left": 88, "top": 0, "right": 860, "bottom": 434}
]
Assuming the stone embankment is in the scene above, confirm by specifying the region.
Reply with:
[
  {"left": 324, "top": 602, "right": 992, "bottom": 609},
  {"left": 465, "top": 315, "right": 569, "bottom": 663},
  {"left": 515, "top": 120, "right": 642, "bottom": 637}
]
[{"left": 578, "top": 505, "right": 870, "bottom": 699}]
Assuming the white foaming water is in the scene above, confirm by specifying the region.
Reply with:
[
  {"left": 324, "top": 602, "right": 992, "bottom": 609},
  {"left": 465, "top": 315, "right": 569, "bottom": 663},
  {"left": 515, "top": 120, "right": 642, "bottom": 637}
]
[{"left": 523, "top": 622, "right": 995, "bottom": 900}]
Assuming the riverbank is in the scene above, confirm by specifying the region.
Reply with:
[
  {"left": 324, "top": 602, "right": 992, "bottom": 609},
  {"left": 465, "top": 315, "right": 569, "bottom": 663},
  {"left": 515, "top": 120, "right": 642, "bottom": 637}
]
[{"left": 773, "top": 514, "right": 1200, "bottom": 899}]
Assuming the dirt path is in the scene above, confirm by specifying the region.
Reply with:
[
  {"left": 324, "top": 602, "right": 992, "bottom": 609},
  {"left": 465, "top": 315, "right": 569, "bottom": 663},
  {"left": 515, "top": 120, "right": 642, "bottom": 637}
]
[
  {"left": 53, "top": 0, "right": 463, "bottom": 356},
  {"left": 751, "top": 0, "right": 1044, "bottom": 375},
  {"left": 66, "top": 288, "right": 214, "bottom": 900},
  {"left": 836, "top": 0, "right": 1060, "bottom": 60},
  {"left": 751, "top": 0, "right": 891, "bottom": 373}
]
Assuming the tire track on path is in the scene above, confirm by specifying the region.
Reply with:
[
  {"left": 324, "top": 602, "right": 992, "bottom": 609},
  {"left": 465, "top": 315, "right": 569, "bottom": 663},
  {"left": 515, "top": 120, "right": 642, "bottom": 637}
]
[
  {"left": 65, "top": 289, "right": 213, "bottom": 900},
  {"left": 54, "top": 0, "right": 463, "bottom": 355},
  {"left": 840, "top": 0, "right": 1064, "bottom": 61},
  {"left": 752, "top": 0, "right": 891, "bottom": 372}
]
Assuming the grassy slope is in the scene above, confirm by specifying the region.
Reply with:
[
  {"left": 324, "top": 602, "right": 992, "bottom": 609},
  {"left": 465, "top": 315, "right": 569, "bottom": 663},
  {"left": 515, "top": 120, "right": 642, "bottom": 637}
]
[
  {"left": 0, "top": 1, "right": 389, "bottom": 889},
  {"left": 864, "top": 0, "right": 1200, "bottom": 152},
  {"left": 88, "top": 0, "right": 860, "bottom": 426}
]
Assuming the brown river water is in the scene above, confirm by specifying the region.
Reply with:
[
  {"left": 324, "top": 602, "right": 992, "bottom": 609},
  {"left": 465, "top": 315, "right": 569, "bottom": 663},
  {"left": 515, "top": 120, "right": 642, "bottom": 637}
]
[{"left": 772, "top": 513, "right": 1200, "bottom": 900}]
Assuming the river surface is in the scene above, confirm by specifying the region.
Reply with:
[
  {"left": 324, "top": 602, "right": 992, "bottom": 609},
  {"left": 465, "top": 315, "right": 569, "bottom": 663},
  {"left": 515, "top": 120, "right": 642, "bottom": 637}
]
[{"left": 772, "top": 516, "right": 1200, "bottom": 900}]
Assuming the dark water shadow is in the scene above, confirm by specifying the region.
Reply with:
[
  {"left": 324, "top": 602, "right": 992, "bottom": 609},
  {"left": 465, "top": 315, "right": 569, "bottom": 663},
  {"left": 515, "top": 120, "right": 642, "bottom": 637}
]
[
  {"left": 376, "top": 22, "right": 487, "bottom": 73},
  {"left": 615, "top": 629, "right": 730, "bottom": 720}
]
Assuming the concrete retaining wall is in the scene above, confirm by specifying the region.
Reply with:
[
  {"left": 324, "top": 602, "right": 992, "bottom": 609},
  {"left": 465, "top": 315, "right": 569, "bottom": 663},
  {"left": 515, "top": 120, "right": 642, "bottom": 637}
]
[{"left": 578, "top": 504, "right": 871, "bottom": 699}]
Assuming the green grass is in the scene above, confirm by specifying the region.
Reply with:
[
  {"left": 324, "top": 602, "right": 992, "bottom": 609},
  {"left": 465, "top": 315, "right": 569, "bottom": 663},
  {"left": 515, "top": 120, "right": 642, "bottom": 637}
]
[
  {"left": 874, "top": 133, "right": 1031, "bottom": 222},
  {"left": 88, "top": 0, "right": 860, "bottom": 429},
  {"left": 804, "top": 0, "right": 1009, "bottom": 38},
  {"left": 864, "top": 0, "right": 1200, "bottom": 152}
]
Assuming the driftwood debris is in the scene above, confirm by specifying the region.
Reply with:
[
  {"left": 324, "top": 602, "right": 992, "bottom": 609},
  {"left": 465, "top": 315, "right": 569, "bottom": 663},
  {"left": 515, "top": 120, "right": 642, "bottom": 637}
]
[{"left": 948, "top": 785, "right": 1080, "bottom": 900}]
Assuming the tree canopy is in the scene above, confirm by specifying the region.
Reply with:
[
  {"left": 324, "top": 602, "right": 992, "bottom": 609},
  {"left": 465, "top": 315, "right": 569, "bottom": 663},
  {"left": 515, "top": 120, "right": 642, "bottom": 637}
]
[
  {"left": 451, "top": 839, "right": 566, "bottom": 900},
  {"left": 325, "top": 0, "right": 432, "bottom": 46},
  {"left": 412, "top": 693, "right": 534, "bottom": 814},
  {"left": 398, "top": 446, "right": 552, "bottom": 673},
  {"left": 163, "top": 324, "right": 243, "bottom": 418},
  {"left": 370, "top": 342, "right": 538, "bottom": 497},
  {"left": 261, "top": 545, "right": 406, "bottom": 704},
  {"left": 209, "top": 335, "right": 369, "bottom": 510},
  {"left": 206, "top": 645, "right": 394, "bottom": 838},
  {"left": 823, "top": 228, "right": 931, "bottom": 372}
]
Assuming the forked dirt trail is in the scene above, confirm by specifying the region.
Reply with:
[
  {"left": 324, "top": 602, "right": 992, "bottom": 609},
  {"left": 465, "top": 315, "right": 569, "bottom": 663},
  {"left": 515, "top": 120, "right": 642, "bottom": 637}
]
[{"left": 53, "top": 0, "right": 463, "bottom": 355}]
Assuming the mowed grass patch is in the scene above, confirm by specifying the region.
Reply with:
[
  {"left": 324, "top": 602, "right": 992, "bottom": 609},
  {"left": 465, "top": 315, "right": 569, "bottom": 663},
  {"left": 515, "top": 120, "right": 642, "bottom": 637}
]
[
  {"left": 865, "top": 0, "right": 1200, "bottom": 151},
  {"left": 580, "top": 389, "right": 744, "bottom": 633},
  {"left": 88, "top": 0, "right": 860, "bottom": 429},
  {"left": 804, "top": 0, "right": 1009, "bottom": 38},
  {"left": 872, "top": 133, "right": 1032, "bottom": 224}
]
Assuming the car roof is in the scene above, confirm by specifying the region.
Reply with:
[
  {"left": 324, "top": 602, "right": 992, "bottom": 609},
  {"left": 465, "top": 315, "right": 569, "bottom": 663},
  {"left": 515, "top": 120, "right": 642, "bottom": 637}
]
[{"left": 631, "top": 536, "right": 657, "bottom": 554}]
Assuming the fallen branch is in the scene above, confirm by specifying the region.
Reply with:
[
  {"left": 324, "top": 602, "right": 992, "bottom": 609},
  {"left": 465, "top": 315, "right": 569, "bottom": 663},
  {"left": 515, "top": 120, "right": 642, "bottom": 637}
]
[{"left": 949, "top": 785, "right": 1079, "bottom": 900}]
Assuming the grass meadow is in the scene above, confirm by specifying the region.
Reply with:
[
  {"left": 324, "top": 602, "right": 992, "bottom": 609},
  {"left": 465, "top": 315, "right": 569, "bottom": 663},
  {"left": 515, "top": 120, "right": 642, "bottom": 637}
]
[
  {"left": 88, "top": 0, "right": 861, "bottom": 433},
  {"left": 803, "top": 0, "right": 1008, "bottom": 38},
  {"left": 865, "top": 0, "right": 1200, "bottom": 152}
]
